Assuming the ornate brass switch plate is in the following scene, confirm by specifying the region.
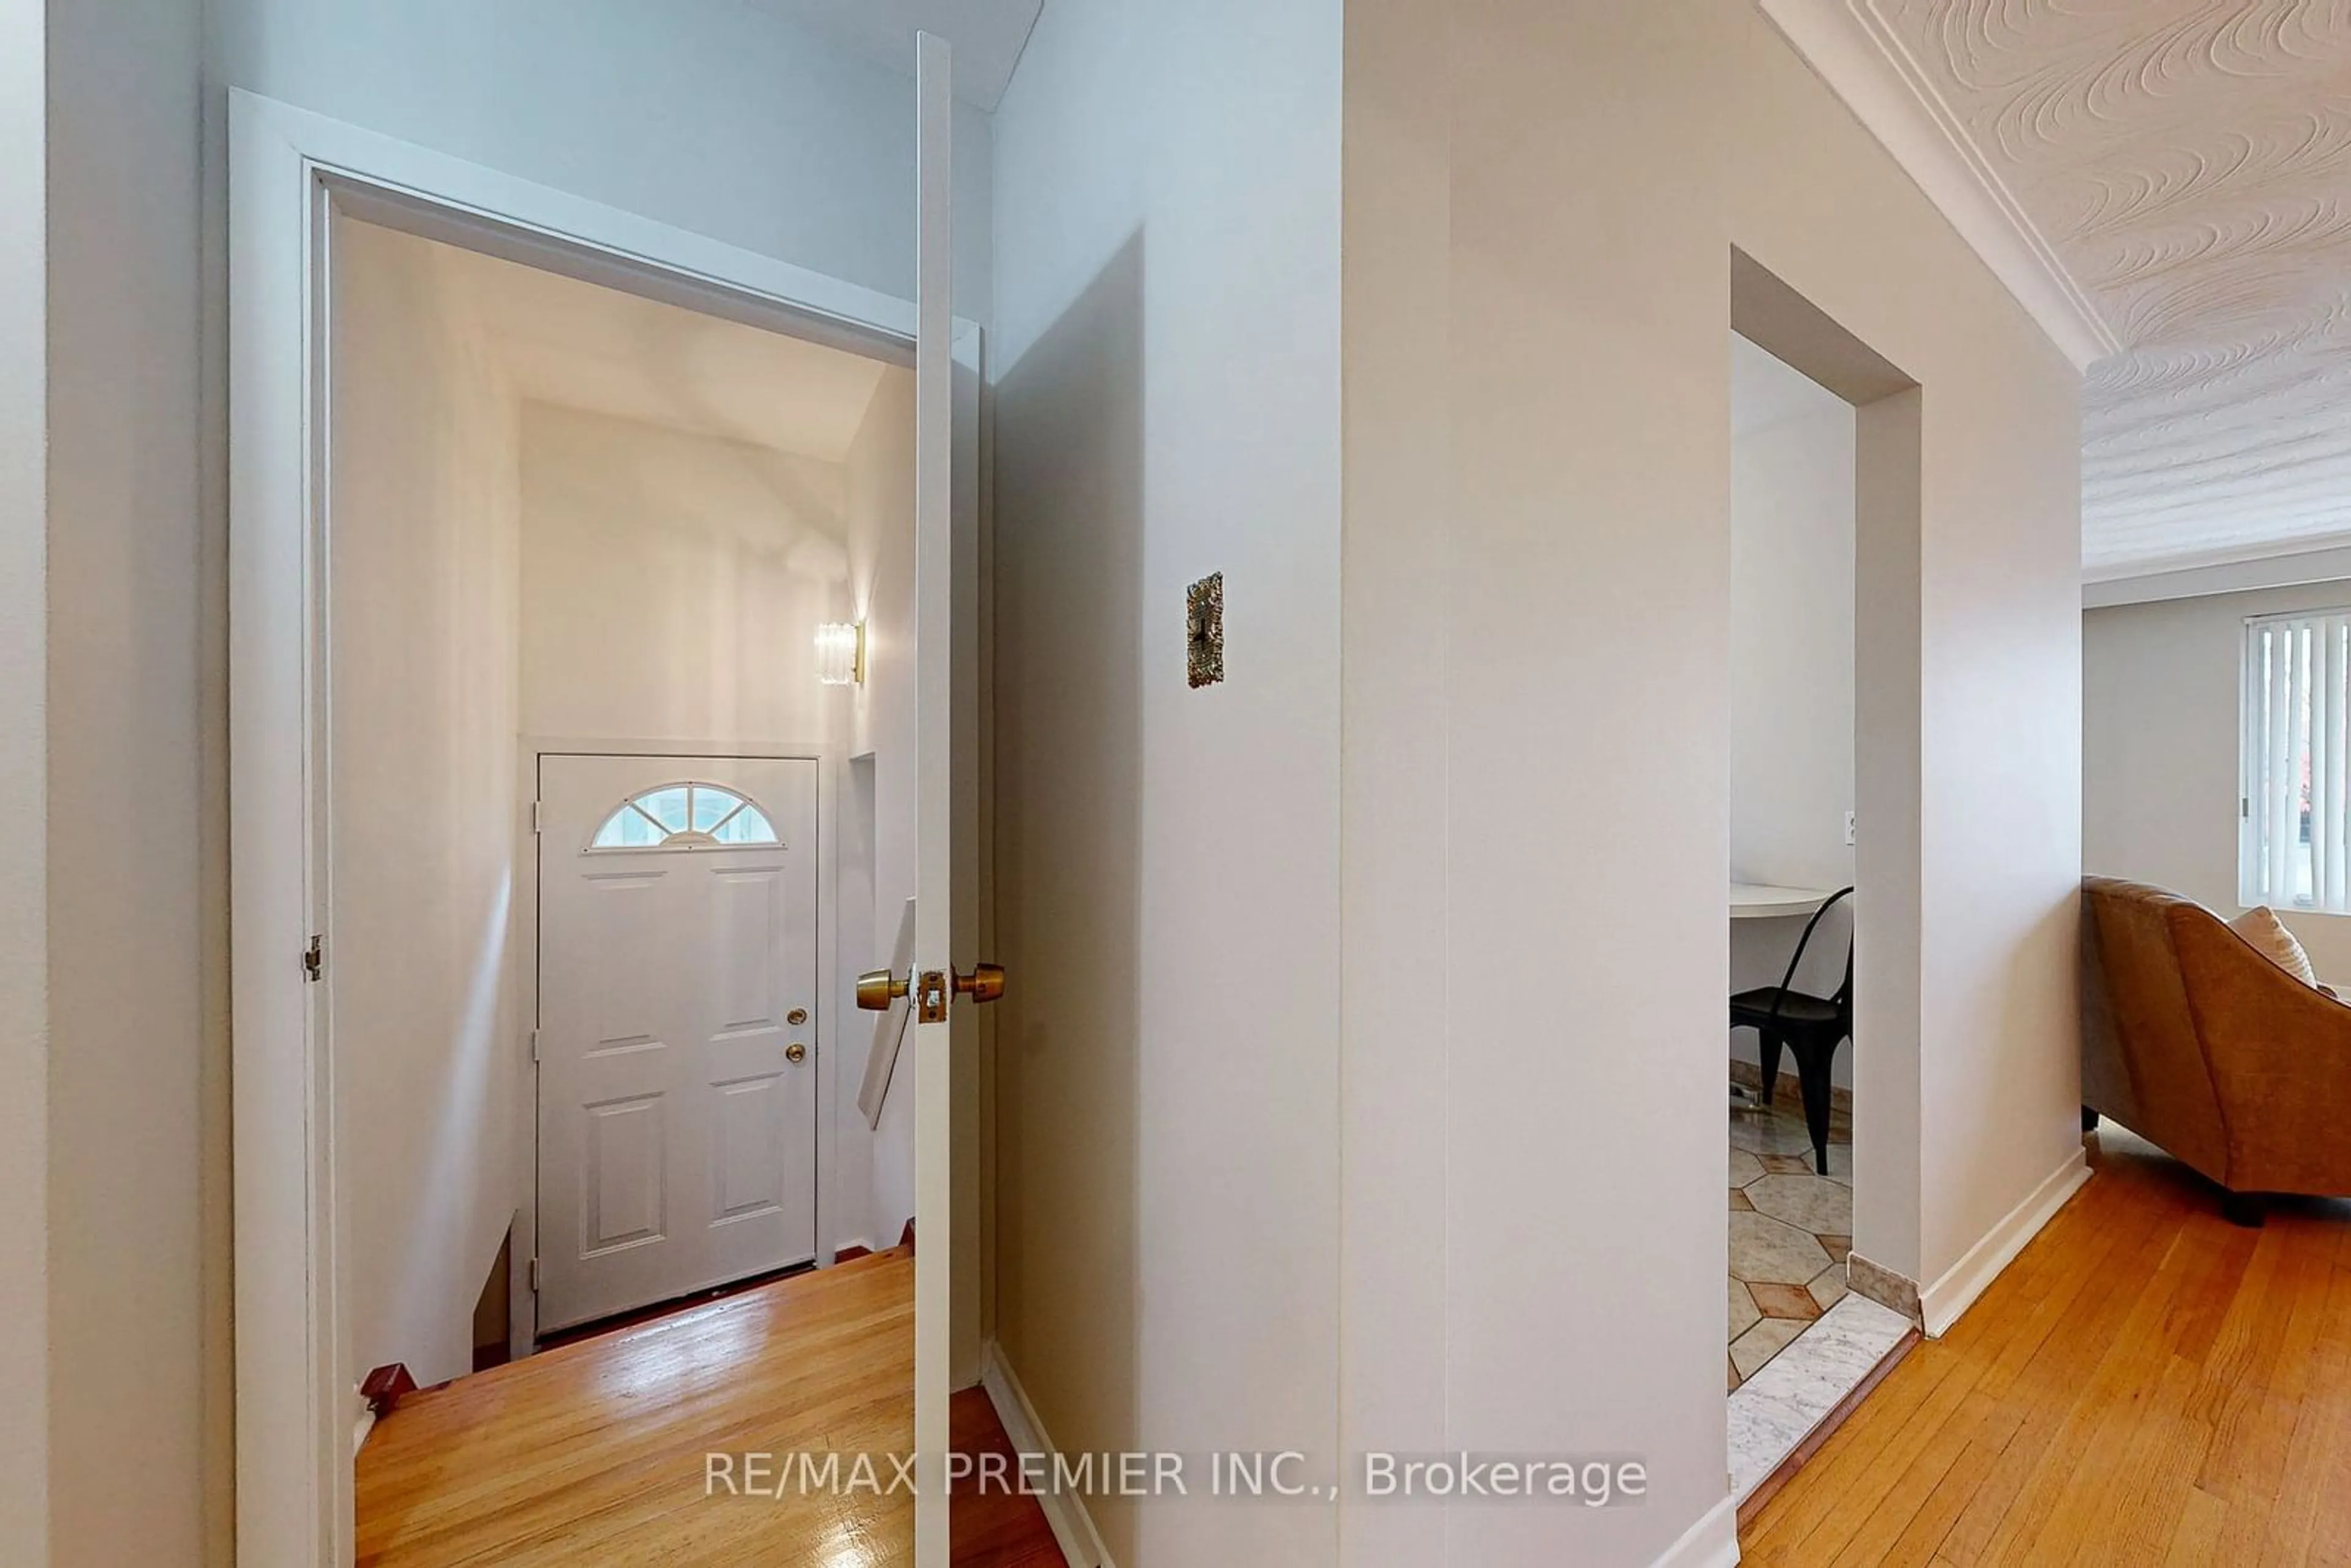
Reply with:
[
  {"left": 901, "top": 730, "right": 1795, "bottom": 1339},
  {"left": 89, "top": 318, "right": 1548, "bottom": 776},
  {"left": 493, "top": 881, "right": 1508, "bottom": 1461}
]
[{"left": 1186, "top": 572, "right": 1224, "bottom": 689}]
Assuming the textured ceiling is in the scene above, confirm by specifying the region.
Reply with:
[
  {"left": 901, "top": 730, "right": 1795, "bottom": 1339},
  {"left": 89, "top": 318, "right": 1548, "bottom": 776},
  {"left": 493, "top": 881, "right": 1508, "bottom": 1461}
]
[{"left": 1870, "top": 0, "right": 2351, "bottom": 577}]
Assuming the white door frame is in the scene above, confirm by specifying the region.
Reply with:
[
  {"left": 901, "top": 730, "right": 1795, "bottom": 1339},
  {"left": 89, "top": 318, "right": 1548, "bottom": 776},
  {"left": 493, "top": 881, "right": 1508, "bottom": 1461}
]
[
  {"left": 229, "top": 90, "right": 977, "bottom": 1567},
  {"left": 512, "top": 738, "right": 841, "bottom": 1357}
]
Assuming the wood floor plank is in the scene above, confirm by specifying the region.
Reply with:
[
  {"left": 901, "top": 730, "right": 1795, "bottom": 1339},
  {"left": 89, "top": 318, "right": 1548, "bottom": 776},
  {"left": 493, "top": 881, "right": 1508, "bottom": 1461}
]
[
  {"left": 355, "top": 1247, "right": 1060, "bottom": 1567},
  {"left": 1745, "top": 1131, "right": 2351, "bottom": 1568},
  {"left": 2162, "top": 1488, "right": 2230, "bottom": 1566},
  {"left": 1807, "top": 1178, "right": 2172, "bottom": 1567},
  {"left": 1938, "top": 1179, "right": 2202, "bottom": 1564},
  {"left": 2255, "top": 1230, "right": 2351, "bottom": 1566},
  {"left": 1878, "top": 1412, "right": 2025, "bottom": 1568}
]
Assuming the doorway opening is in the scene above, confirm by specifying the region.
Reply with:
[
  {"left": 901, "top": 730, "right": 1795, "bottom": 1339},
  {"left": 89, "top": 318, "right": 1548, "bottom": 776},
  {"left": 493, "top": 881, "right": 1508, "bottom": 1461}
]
[
  {"left": 319, "top": 208, "right": 967, "bottom": 1559},
  {"left": 1725, "top": 251, "right": 1926, "bottom": 1515},
  {"left": 1726, "top": 329, "right": 1860, "bottom": 1391},
  {"left": 228, "top": 87, "right": 1011, "bottom": 1567}
]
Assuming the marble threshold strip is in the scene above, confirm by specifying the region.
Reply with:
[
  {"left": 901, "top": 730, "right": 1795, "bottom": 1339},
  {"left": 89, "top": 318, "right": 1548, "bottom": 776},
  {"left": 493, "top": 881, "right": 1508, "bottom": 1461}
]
[{"left": 1728, "top": 1294, "right": 1918, "bottom": 1512}]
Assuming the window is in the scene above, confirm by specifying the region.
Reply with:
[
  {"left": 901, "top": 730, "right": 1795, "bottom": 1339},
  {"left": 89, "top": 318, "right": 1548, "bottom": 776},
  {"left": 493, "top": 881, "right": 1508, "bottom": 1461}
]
[
  {"left": 589, "top": 782, "right": 781, "bottom": 852},
  {"left": 2243, "top": 610, "right": 2351, "bottom": 912}
]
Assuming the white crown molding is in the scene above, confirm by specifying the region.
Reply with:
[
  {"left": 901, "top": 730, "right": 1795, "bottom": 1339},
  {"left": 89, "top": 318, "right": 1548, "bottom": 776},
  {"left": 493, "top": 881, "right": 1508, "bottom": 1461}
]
[
  {"left": 1757, "top": 0, "right": 2123, "bottom": 373},
  {"left": 2084, "top": 541, "right": 2351, "bottom": 609}
]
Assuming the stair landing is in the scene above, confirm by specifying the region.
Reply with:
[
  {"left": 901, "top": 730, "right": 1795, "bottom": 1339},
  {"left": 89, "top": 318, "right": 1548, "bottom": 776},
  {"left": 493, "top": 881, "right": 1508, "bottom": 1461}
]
[{"left": 356, "top": 1245, "right": 1060, "bottom": 1567}]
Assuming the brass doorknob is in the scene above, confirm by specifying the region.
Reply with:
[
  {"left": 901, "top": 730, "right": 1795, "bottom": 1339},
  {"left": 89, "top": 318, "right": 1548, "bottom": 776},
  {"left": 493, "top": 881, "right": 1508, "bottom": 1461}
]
[
  {"left": 858, "top": 967, "right": 909, "bottom": 1011},
  {"left": 954, "top": 963, "right": 1006, "bottom": 1004},
  {"left": 786, "top": 1042, "right": 808, "bottom": 1064}
]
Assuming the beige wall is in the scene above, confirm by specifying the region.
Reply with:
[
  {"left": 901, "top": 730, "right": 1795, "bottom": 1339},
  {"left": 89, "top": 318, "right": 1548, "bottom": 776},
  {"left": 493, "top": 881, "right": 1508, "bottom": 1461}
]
[
  {"left": 1343, "top": 4, "right": 2081, "bottom": 1563},
  {"left": 839, "top": 369, "right": 921, "bottom": 1251},
  {"left": 519, "top": 402, "right": 847, "bottom": 745},
  {"left": 2086, "top": 583, "right": 2351, "bottom": 983},
  {"left": 332, "top": 219, "right": 524, "bottom": 1395},
  {"left": 989, "top": 0, "right": 1345, "bottom": 1561}
]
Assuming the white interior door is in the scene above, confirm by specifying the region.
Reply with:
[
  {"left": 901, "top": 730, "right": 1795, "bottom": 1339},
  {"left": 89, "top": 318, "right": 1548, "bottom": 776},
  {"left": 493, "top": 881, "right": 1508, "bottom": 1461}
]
[
  {"left": 909, "top": 29, "right": 989, "bottom": 1567},
  {"left": 534, "top": 754, "right": 820, "bottom": 1333}
]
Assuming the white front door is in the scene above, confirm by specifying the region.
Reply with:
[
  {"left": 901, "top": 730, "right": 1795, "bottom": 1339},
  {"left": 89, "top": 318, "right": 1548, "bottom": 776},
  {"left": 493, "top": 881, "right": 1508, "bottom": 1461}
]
[{"left": 534, "top": 753, "right": 820, "bottom": 1333}]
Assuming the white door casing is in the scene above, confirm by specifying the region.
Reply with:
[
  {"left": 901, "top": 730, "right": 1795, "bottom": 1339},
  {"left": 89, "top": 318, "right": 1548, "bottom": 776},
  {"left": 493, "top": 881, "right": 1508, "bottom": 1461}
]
[{"left": 534, "top": 756, "right": 819, "bottom": 1332}]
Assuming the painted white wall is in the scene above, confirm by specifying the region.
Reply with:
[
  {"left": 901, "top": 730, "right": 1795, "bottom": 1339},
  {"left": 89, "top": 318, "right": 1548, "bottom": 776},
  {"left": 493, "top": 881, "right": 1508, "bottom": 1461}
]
[
  {"left": 43, "top": 3, "right": 211, "bottom": 1564},
  {"left": 841, "top": 368, "right": 922, "bottom": 1253},
  {"left": 2085, "top": 583, "right": 2351, "bottom": 984},
  {"left": 519, "top": 402, "right": 848, "bottom": 746},
  {"left": 1730, "top": 334, "right": 1858, "bottom": 1085},
  {"left": 1, "top": 1, "right": 50, "bottom": 1556},
  {"left": 989, "top": 2, "right": 1344, "bottom": 1564},
  {"left": 204, "top": 0, "right": 993, "bottom": 320},
  {"left": 1341, "top": 5, "right": 2080, "bottom": 1563},
  {"left": 331, "top": 219, "right": 525, "bottom": 1394}
]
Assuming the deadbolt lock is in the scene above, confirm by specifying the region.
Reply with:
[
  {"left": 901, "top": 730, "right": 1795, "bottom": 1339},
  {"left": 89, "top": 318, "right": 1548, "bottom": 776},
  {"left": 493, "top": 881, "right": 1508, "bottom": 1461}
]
[
  {"left": 786, "top": 1042, "right": 808, "bottom": 1064},
  {"left": 787, "top": 1007, "right": 809, "bottom": 1026},
  {"left": 955, "top": 964, "right": 1006, "bottom": 1005}
]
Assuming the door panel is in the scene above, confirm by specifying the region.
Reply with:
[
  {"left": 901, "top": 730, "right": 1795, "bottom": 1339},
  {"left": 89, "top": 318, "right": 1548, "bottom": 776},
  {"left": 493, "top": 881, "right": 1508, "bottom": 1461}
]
[
  {"left": 585, "top": 1096, "right": 665, "bottom": 1252},
  {"left": 536, "top": 753, "right": 819, "bottom": 1333},
  {"left": 584, "top": 872, "right": 664, "bottom": 1051},
  {"left": 710, "top": 869, "right": 784, "bottom": 1032},
  {"left": 712, "top": 1074, "right": 786, "bottom": 1221}
]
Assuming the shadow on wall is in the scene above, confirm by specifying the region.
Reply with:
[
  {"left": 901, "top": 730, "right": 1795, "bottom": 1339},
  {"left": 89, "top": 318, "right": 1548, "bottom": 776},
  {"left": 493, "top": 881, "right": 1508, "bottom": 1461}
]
[{"left": 990, "top": 231, "right": 1146, "bottom": 1561}]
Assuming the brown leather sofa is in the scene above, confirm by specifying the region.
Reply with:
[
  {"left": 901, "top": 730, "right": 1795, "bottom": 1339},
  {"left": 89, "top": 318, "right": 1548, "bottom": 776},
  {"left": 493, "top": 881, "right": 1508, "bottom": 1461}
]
[{"left": 2081, "top": 876, "right": 2351, "bottom": 1224}]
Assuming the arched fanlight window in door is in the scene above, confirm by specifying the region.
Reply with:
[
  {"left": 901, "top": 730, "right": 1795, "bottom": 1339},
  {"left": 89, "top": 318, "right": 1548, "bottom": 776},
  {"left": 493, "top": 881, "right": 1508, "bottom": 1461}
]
[{"left": 587, "top": 782, "right": 782, "bottom": 852}]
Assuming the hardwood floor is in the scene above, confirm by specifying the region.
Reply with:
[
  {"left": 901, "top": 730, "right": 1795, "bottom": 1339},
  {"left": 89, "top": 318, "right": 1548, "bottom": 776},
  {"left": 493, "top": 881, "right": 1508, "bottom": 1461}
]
[
  {"left": 1742, "top": 1128, "right": 2351, "bottom": 1566},
  {"left": 356, "top": 1246, "right": 1062, "bottom": 1567}
]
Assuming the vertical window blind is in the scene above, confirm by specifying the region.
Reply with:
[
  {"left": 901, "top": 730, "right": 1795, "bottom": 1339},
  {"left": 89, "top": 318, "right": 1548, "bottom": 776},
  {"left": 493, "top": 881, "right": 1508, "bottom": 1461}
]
[{"left": 2244, "top": 609, "right": 2351, "bottom": 913}]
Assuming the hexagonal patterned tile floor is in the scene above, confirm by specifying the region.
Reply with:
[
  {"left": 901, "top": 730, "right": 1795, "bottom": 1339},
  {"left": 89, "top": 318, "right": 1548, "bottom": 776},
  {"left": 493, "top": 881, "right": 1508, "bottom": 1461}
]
[{"left": 1728, "top": 1095, "right": 1851, "bottom": 1390}]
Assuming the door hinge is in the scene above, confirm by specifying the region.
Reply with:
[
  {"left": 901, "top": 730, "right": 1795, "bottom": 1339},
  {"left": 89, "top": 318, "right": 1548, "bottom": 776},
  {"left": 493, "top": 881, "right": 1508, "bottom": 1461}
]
[
  {"left": 302, "top": 935, "right": 323, "bottom": 983},
  {"left": 531, "top": 800, "right": 544, "bottom": 835},
  {"left": 528, "top": 1028, "right": 541, "bottom": 1064},
  {"left": 528, "top": 1257, "right": 540, "bottom": 1292}
]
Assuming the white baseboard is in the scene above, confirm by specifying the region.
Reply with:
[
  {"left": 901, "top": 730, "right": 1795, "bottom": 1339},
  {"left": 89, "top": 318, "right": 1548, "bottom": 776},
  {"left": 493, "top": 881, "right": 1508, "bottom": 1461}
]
[
  {"left": 980, "top": 1340, "right": 1114, "bottom": 1568},
  {"left": 1920, "top": 1146, "right": 2091, "bottom": 1338},
  {"left": 1651, "top": 1491, "right": 1741, "bottom": 1568}
]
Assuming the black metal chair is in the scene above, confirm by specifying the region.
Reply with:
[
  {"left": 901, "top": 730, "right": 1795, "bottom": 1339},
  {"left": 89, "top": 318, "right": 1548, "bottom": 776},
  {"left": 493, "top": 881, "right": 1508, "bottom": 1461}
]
[{"left": 1730, "top": 886, "right": 1854, "bottom": 1176}]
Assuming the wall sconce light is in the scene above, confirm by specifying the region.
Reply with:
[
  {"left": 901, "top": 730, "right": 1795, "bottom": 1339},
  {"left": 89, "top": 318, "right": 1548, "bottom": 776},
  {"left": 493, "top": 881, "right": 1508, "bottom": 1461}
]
[{"left": 817, "top": 621, "right": 866, "bottom": 686}]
